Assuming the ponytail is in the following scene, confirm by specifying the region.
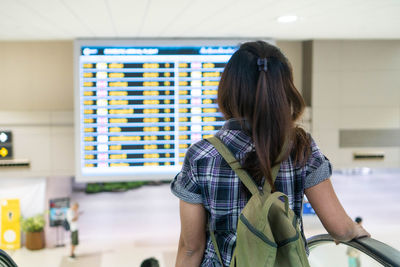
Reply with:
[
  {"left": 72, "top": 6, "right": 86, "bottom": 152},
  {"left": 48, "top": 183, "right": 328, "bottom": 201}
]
[{"left": 218, "top": 41, "right": 311, "bottom": 191}]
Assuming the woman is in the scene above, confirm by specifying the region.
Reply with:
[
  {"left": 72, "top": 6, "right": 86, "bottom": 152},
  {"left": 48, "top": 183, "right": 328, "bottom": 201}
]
[{"left": 171, "top": 41, "right": 369, "bottom": 267}]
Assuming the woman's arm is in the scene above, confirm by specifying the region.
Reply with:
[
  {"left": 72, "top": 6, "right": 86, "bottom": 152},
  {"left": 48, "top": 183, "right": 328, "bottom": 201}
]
[
  {"left": 176, "top": 200, "right": 207, "bottom": 267},
  {"left": 305, "top": 178, "right": 370, "bottom": 241}
]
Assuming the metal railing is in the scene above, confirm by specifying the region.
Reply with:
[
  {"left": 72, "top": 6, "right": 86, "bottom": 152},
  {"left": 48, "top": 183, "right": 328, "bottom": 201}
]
[
  {"left": 0, "top": 250, "right": 17, "bottom": 267},
  {"left": 307, "top": 234, "right": 400, "bottom": 267}
]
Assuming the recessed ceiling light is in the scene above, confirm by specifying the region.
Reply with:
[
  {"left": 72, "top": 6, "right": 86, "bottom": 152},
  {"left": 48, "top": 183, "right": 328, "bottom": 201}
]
[{"left": 277, "top": 15, "right": 298, "bottom": 23}]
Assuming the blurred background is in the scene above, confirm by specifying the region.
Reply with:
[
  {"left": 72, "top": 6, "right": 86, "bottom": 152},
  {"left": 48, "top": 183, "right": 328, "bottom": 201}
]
[{"left": 0, "top": 0, "right": 399, "bottom": 266}]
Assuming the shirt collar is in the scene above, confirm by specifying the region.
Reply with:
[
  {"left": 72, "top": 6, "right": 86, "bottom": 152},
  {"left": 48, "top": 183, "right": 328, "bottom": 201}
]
[{"left": 222, "top": 118, "right": 251, "bottom": 132}]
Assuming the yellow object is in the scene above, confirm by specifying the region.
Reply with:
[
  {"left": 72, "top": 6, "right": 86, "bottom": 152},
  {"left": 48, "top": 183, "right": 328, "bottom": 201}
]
[
  {"left": 109, "top": 127, "right": 121, "bottom": 132},
  {"left": 0, "top": 148, "right": 8, "bottom": 158},
  {"left": 109, "top": 82, "right": 128, "bottom": 87},
  {"left": 203, "top": 126, "right": 215, "bottom": 131},
  {"left": 203, "top": 81, "right": 219, "bottom": 86},
  {"left": 109, "top": 100, "right": 128, "bottom": 105},
  {"left": 143, "top": 63, "right": 159, "bottom": 69},
  {"left": 109, "top": 118, "right": 128, "bottom": 123},
  {"left": 204, "top": 90, "right": 218, "bottom": 95},
  {"left": 109, "top": 109, "right": 133, "bottom": 114},
  {"left": 203, "top": 108, "right": 217, "bottom": 113},
  {"left": 109, "top": 91, "right": 128, "bottom": 96},
  {"left": 143, "top": 72, "right": 159, "bottom": 78},
  {"left": 109, "top": 63, "right": 124, "bottom": 68},
  {"left": 203, "top": 117, "right": 217, "bottom": 122},
  {"left": 203, "top": 63, "right": 215, "bottom": 68},
  {"left": 143, "top": 109, "right": 159, "bottom": 114},
  {"left": 110, "top": 163, "right": 129, "bottom": 167},
  {"left": 143, "top": 118, "right": 159, "bottom": 123},
  {"left": 0, "top": 199, "right": 21, "bottom": 250},
  {"left": 84, "top": 136, "right": 94, "bottom": 141},
  {"left": 110, "top": 136, "right": 141, "bottom": 141},
  {"left": 83, "top": 91, "right": 93, "bottom": 96},
  {"left": 143, "top": 100, "right": 160, "bottom": 105},
  {"left": 179, "top": 144, "right": 188, "bottom": 149},
  {"left": 143, "top": 91, "right": 159, "bottom": 96},
  {"left": 143, "top": 82, "right": 159, "bottom": 86},
  {"left": 83, "top": 82, "right": 93, "bottom": 87},
  {"left": 110, "top": 154, "right": 127, "bottom": 159},
  {"left": 108, "top": 73, "right": 124, "bottom": 78},
  {"left": 203, "top": 72, "right": 220, "bottom": 77}
]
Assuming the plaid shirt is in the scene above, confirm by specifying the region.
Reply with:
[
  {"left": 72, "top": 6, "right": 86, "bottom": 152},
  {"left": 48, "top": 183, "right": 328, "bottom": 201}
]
[{"left": 171, "top": 119, "right": 332, "bottom": 267}]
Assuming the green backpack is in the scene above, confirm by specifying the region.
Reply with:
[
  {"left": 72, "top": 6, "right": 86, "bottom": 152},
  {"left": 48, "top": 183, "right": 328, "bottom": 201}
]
[{"left": 207, "top": 136, "right": 310, "bottom": 267}]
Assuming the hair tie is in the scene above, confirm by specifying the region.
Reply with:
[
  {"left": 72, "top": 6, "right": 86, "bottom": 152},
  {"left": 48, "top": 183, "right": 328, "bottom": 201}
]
[{"left": 257, "top": 58, "right": 268, "bottom": 72}]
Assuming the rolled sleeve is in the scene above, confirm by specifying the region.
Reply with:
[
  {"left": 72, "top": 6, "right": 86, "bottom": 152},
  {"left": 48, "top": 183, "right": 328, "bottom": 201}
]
[
  {"left": 170, "top": 152, "right": 203, "bottom": 204},
  {"left": 304, "top": 136, "right": 333, "bottom": 189}
]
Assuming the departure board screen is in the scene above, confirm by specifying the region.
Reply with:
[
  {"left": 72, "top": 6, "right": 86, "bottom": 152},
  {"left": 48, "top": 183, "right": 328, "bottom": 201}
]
[{"left": 75, "top": 41, "right": 237, "bottom": 181}]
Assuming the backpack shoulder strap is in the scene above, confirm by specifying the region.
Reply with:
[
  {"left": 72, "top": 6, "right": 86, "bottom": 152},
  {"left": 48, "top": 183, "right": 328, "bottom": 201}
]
[
  {"left": 207, "top": 136, "right": 259, "bottom": 196},
  {"left": 209, "top": 230, "right": 225, "bottom": 267}
]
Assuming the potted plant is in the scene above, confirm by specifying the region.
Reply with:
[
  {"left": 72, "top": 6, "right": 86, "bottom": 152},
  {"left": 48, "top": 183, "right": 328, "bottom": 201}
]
[{"left": 21, "top": 214, "right": 45, "bottom": 250}]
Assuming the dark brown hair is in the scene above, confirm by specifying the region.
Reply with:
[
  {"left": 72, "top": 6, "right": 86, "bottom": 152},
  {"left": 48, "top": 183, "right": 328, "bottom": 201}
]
[{"left": 218, "top": 41, "right": 311, "bottom": 190}]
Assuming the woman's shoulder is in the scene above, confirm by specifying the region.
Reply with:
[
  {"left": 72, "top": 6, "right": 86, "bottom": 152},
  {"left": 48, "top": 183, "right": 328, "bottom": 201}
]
[
  {"left": 184, "top": 139, "right": 220, "bottom": 165},
  {"left": 288, "top": 132, "right": 329, "bottom": 171}
]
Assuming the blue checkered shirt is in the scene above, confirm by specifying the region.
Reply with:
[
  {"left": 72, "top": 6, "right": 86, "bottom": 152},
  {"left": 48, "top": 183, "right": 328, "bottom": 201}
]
[{"left": 171, "top": 119, "right": 332, "bottom": 266}]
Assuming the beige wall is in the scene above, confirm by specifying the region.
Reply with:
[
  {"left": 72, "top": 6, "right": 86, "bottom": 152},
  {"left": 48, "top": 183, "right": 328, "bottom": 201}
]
[
  {"left": 0, "top": 41, "right": 74, "bottom": 177},
  {"left": 312, "top": 40, "right": 400, "bottom": 168},
  {"left": 0, "top": 41, "right": 73, "bottom": 110},
  {"left": 276, "top": 41, "right": 303, "bottom": 93},
  {"left": 277, "top": 41, "right": 311, "bottom": 132}
]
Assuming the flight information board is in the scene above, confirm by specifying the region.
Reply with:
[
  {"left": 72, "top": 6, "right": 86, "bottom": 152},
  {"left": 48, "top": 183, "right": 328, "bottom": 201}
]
[{"left": 75, "top": 41, "right": 237, "bottom": 181}]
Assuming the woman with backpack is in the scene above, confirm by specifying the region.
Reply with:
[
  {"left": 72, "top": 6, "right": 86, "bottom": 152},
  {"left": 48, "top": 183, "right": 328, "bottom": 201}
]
[{"left": 171, "top": 41, "right": 370, "bottom": 267}]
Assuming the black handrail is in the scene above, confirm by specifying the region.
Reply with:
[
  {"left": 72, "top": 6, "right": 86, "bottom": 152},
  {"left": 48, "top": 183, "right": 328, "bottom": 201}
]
[
  {"left": 0, "top": 249, "right": 17, "bottom": 267},
  {"left": 307, "top": 234, "right": 400, "bottom": 267}
]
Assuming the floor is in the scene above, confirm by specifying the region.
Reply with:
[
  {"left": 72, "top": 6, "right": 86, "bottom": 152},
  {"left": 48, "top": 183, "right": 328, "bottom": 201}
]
[{"left": 7, "top": 170, "right": 400, "bottom": 267}]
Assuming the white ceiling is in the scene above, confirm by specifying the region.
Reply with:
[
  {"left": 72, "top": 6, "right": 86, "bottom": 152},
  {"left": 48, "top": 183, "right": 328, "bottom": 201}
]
[{"left": 0, "top": 0, "right": 399, "bottom": 40}]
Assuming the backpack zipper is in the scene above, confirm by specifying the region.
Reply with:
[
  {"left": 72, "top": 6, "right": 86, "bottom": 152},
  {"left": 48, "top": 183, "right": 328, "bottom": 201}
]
[
  {"left": 258, "top": 177, "right": 265, "bottom": 195},
  {"left": 239, "top": 214, "right": 277, "bottom": 248}
]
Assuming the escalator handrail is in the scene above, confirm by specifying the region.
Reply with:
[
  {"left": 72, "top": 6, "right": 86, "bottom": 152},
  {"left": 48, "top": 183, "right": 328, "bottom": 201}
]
[
  {"left": 0, "top": 249, "right": 18, "bottom": 267},
  {"left": 307, "top": 234, "right": 400, "bottom": 267}
]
